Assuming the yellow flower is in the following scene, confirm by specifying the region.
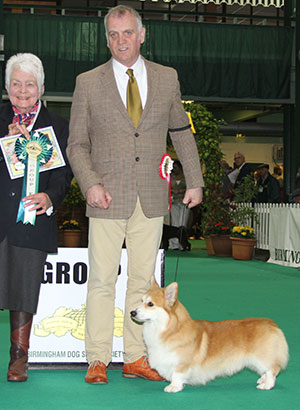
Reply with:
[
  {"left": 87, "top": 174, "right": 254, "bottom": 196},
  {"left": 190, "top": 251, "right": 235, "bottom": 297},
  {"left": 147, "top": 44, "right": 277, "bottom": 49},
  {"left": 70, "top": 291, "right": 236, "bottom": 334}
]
[
  {"left": 231, "top": 225, "right": 255, "bottom": 238},
  {"left": 60, "top": 219, "right": 80, "bottom": 230}
]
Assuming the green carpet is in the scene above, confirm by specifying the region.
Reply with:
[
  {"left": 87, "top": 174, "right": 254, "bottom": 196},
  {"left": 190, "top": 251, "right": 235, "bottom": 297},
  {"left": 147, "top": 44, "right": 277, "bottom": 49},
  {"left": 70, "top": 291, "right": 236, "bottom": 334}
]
[{"left": 1, "top": 241, "right": 299, "bottom": 410}]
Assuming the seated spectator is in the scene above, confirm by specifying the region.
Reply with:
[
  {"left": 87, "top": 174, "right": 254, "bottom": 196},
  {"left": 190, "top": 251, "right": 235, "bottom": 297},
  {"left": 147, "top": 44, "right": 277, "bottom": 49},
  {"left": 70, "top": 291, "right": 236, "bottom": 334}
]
[
  {"left": 221, "top": 160, "right": 234, "bottom": 198},
  {"left": 295, "top": 167, "right": 300, "bottom": 189},
  {"left": 291, "top": 188, "right": 300, "bottom": 204},
  {"left": 272, "top": 166, "right": 283, "bottom": 188},
  {"left": 231, "top": 152, "right": 252, "bottom": 188},
  {"left": 168, "top": 160, "right": 191, "bottom": 250},
  {"left": 255, "top": 164, "right": 280, "bottom": 203},
  {"left": 272, "top": 165, "right": 283, "bottom": 202}
]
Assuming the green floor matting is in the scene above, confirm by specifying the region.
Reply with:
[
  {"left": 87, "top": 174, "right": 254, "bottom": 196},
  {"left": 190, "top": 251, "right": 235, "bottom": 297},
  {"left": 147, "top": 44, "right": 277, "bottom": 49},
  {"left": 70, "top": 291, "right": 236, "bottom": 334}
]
[{"left": 0, "top": 240, "right": 299, "bottom": 410}]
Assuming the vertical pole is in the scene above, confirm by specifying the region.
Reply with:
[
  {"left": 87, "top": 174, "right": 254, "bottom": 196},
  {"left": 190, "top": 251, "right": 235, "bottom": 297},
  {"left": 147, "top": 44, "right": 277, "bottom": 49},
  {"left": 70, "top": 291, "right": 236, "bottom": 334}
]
[
  {"left": 283, "top": 0, "right": 295, "bottom": 199},
  {"left": 222, "top": 4, "right": 226, "bottom": 24},
  {"left": 293, "top": 1, "right": 300, "bottom": 194},
  {"left": 0, "top": 0, "right": 4, "bottom": 104},
  {"left": 283, "top": 105, "right": 293, "bottom": 197}
]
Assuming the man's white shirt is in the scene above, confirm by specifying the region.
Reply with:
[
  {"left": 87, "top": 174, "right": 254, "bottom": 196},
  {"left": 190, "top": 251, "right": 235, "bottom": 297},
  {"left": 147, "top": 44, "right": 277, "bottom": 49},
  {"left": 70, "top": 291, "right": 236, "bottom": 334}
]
[{"left": 112, "top": 56, "right": 148, "bottom": 109}]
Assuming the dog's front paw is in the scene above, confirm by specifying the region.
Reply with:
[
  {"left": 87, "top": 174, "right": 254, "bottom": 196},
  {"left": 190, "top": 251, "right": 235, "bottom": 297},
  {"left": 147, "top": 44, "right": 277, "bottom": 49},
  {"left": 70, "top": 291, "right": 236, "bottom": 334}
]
[{"left": 164, "top": 383, "right": 184, "bottom": 393}]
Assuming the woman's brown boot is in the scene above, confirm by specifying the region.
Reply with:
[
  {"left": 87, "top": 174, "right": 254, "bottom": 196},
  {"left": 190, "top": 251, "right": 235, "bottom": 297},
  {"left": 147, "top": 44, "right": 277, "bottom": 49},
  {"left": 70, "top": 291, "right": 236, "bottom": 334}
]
[{"left": 7, "top": 311, "right": 33, "bottom": 382}]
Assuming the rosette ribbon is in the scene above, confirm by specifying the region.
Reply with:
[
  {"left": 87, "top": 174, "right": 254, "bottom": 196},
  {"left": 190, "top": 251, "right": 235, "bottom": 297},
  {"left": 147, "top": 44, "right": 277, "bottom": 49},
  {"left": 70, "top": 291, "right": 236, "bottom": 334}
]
[
  {"left": 15, "top": 130, "right": 53, "bottom": 225},
  {"left": 159, "top": 154, "right": 174, "bottom": 210}
]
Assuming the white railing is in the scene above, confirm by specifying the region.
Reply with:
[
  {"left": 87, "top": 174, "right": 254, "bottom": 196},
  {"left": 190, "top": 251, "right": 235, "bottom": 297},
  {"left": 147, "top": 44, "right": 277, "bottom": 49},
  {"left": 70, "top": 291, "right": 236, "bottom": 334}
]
[{"left": 236, "top": 203, "right": 300, "bottom": 250}]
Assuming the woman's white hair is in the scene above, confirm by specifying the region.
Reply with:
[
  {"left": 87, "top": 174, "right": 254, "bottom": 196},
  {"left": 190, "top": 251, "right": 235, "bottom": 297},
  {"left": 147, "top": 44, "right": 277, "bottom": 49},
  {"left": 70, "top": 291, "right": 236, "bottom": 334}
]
[
  {"left": 104, "top": 5, "right": 143, "bottom": 43},
  {"left": 5, "top": 53, "right": 45, "bottom": 93}
]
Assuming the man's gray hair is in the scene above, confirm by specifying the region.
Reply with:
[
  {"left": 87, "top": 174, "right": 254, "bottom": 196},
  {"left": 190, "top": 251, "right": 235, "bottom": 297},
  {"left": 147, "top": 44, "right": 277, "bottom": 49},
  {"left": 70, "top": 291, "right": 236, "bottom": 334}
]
[
  {"left": 5, "top": 53, "right": 45, "bottom": 94},
  {"left": 104, "top": 5, "right": 143, "bottom": 42}
]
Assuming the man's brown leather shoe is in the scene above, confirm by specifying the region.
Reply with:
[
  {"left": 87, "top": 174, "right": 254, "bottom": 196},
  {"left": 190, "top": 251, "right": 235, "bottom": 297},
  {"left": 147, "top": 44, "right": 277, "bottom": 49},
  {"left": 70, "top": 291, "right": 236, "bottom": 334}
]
[
  {"left": 85, "top": 361, "right": 108, "bottom": 384},
  {"left": 123, "top": 356, "right": 164, "bottom": 381}
]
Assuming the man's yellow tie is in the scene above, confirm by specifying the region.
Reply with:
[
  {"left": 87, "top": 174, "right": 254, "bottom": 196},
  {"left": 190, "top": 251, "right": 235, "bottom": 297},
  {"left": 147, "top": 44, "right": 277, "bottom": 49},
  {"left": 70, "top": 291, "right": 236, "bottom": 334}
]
[{"left": 126, "top": 69, "right": 143, "bottom": 128}]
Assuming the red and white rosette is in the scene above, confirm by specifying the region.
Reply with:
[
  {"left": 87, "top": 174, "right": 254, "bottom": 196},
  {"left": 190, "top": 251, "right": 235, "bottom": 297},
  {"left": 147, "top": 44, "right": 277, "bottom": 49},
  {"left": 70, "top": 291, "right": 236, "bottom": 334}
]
[{"left": 159, "top": 154, "right": 174, "bottom": 210}]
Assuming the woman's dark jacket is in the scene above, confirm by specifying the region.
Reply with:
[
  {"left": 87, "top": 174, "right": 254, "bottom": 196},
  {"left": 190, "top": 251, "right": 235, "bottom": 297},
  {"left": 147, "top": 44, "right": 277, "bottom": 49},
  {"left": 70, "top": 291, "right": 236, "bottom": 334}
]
[{"left": 0, "top": 102, "right": 73, "bottom": 252}]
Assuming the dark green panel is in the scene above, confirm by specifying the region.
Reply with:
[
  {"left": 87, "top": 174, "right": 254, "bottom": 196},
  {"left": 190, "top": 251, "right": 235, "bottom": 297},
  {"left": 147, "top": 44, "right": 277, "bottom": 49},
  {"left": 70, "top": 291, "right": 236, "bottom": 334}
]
[
  {"left": 46, "top": 101, "right": 72, "bottom": 121},
  {"left": 3, "top": 13, "right": 293, "bottom": 100},
  {"left": 143, "top": 20, "right": 293, "bottom": 99},
  {"left": 4, "top": 14, "right": 110, "bottom": 93}
]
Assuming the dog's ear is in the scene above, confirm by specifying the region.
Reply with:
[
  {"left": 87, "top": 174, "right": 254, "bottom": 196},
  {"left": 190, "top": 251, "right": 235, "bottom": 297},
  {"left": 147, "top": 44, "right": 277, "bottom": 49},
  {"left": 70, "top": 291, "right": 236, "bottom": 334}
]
[
  {"left": 165, "top": 282, "right": 178, "bottom": 307},
  {"left": 150, "top": 276, "right": 160, "bottom": 289}
]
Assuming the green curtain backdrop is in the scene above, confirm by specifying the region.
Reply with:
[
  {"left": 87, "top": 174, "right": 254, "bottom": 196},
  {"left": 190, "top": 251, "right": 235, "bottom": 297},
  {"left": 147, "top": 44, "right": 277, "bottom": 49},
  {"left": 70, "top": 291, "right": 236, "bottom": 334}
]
[
  {"left": 144, "top": 20, "right": 293, "bottom": 100},
  {"left": 3, "top": 13, "right": 293, "bottom": 100},
  {"left": 3, "top": 14, "right": 110, "bottom": 93}
]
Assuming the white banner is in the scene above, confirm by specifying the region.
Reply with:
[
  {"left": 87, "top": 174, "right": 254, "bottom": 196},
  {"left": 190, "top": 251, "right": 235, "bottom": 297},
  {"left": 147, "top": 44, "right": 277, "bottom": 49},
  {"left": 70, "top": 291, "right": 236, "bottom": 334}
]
[
  {"left": 29, "top": 248, "right": 164, "bottom": 364},
  {"left": 268, "top": 207, "right": 300, "bottom": 268}
]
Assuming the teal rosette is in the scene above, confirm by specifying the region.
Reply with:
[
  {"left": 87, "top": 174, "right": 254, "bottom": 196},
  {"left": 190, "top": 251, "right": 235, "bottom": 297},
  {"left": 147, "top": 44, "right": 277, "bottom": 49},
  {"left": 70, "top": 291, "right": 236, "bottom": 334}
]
[
  {"left": 15, "top": 131, "right": 53, "bottom": 166},
  {"left": 15, "top": 130, "right": 53, "bottom": 225}
]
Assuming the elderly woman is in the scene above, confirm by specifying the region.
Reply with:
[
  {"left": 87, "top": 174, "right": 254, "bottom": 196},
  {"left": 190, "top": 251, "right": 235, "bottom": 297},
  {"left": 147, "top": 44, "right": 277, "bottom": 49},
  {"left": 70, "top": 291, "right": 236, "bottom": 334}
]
[{"left": 0, "top": 53, "right": 72, "bottom": 382}]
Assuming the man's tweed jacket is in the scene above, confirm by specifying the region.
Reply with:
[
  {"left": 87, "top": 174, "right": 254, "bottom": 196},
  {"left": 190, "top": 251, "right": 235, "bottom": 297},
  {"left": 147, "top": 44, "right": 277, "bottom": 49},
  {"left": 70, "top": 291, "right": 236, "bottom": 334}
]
[{"left": 67, "top": 57, "right": 204, "bottom": 219}]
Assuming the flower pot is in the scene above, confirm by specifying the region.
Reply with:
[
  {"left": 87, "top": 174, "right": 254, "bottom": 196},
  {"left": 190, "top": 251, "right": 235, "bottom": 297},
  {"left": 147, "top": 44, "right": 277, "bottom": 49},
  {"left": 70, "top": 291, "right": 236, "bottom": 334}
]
[
  {"left": 230, "top": 237, "right": 256, "bottom": 260},
  {"left": 63, "top": 230, "right": 81, "bottom": 247},
  {"left": 210, "top": 235, "right": 232, "bottom": 257},
  {"left": 204, "top": 236, "right": 215, "bottom": 255}
]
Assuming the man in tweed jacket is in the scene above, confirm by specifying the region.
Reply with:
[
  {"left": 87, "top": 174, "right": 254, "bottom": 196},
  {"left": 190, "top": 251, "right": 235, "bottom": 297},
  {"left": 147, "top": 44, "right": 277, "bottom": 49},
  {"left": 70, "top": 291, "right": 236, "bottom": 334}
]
[{"left": 67, "top": 5, "right": 204, "bottom": 384}]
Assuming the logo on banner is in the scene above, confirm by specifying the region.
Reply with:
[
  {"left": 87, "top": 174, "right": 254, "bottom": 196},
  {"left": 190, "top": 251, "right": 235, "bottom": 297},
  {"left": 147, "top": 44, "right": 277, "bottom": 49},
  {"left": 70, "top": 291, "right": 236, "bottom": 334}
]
[
  {"left": 274, "top": 248, "right": 300, "bottom": 264},
  {"left": 34, "top": 305, "right": 124, "bottom": 339}
]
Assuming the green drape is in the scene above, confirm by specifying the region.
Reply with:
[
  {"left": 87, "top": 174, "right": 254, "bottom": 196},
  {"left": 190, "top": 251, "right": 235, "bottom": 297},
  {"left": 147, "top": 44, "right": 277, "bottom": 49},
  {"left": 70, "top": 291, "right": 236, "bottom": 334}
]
[
  {"left": 3, "top": 13, "right": 293, "bottom": 100},
  {"left": 4, "top": 15, "right": 110, "bottom": 93}
]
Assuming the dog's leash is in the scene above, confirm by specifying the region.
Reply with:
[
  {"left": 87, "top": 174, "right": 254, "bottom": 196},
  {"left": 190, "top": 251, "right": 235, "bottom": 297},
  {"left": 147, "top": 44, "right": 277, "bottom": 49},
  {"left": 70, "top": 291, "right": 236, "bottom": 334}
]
[
  {"left": 159, "top": 154, "right": 189, "bottom": 282},
  {"left": 174, "top": 203, "right": 188, "bottom": 282}
]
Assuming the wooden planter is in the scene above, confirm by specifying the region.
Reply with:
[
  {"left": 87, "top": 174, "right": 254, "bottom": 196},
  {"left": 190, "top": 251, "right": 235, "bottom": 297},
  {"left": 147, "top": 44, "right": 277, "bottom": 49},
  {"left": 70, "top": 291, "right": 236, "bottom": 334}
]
[
  {"left": 205, "top": 236, "right": 215, "bottom": 255},
  {"left": 210, "top": 235, "right": 232, "bottom": 257},
  {"left": 63, "top": 230, "right": 81, "bottom": 247},
  {"left": 230, "top": 237, "right": 256, "bottom": 260}
]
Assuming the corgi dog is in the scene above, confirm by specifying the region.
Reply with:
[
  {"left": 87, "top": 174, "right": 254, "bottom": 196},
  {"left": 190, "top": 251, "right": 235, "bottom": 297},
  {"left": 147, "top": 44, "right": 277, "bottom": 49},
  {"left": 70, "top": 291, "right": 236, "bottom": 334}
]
[{"left": 131, "top": 279, "right": 289, "bottom": 393}]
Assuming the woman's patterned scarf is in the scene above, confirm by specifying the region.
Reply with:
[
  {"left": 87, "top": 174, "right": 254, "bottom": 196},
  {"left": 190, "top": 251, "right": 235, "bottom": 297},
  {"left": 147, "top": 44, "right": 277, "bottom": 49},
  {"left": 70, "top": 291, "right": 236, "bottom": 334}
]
[{"left": 12, "top": 100, "right": 39, "bottom": 127}]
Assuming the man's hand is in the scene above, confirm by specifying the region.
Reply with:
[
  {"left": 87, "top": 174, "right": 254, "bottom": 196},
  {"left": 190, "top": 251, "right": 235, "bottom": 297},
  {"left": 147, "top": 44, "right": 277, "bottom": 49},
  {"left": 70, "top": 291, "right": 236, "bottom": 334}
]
[
  {"left": 23, "top": 193, "right": 52, "bottom": 215},
  {"left": 86, "top": 184, "right": 112, "bottom": 209},
  {"left": 183, "top": 188, "right": 203, "bottom": 208}
]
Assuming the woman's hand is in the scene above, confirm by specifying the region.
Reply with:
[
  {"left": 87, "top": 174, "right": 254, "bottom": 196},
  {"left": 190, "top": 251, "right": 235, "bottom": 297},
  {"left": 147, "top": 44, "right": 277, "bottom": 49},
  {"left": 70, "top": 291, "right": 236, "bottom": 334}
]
[
  {"left": 8, "top": 122, "right": 30, "bottom": 139},
  {"left": 23, "top": 193, "right": 52, "bottom": 215}
]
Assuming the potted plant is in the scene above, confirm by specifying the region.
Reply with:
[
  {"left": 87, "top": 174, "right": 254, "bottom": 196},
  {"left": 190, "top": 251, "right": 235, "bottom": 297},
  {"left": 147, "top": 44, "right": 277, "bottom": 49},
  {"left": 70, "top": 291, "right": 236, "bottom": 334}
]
[
  {"left": 59, "top": 219, "right": 81, "bottom": 231},
  {"left": 59, "top": 219, "right": 81, "bottom": 247},
  {"left": 229, "top": 174, "right": 259, "bottom": 260},
  {"left": 61, "top": 178, "right": 86, "bottom": 220},
  {"left": 209, "top": 218, "right": 235, "bottom": 257},
  {"left": 59, "top": 178, "right": 86, "bottom": 247},
  {"left": 230, "top": 225, "right": 256, "bottom": 260},
  {"left": 232, "top": 174, "right": 259, "bottom": 225},
  {"left": 183, "top": 102, "right": 228, "bottom": 255}
]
